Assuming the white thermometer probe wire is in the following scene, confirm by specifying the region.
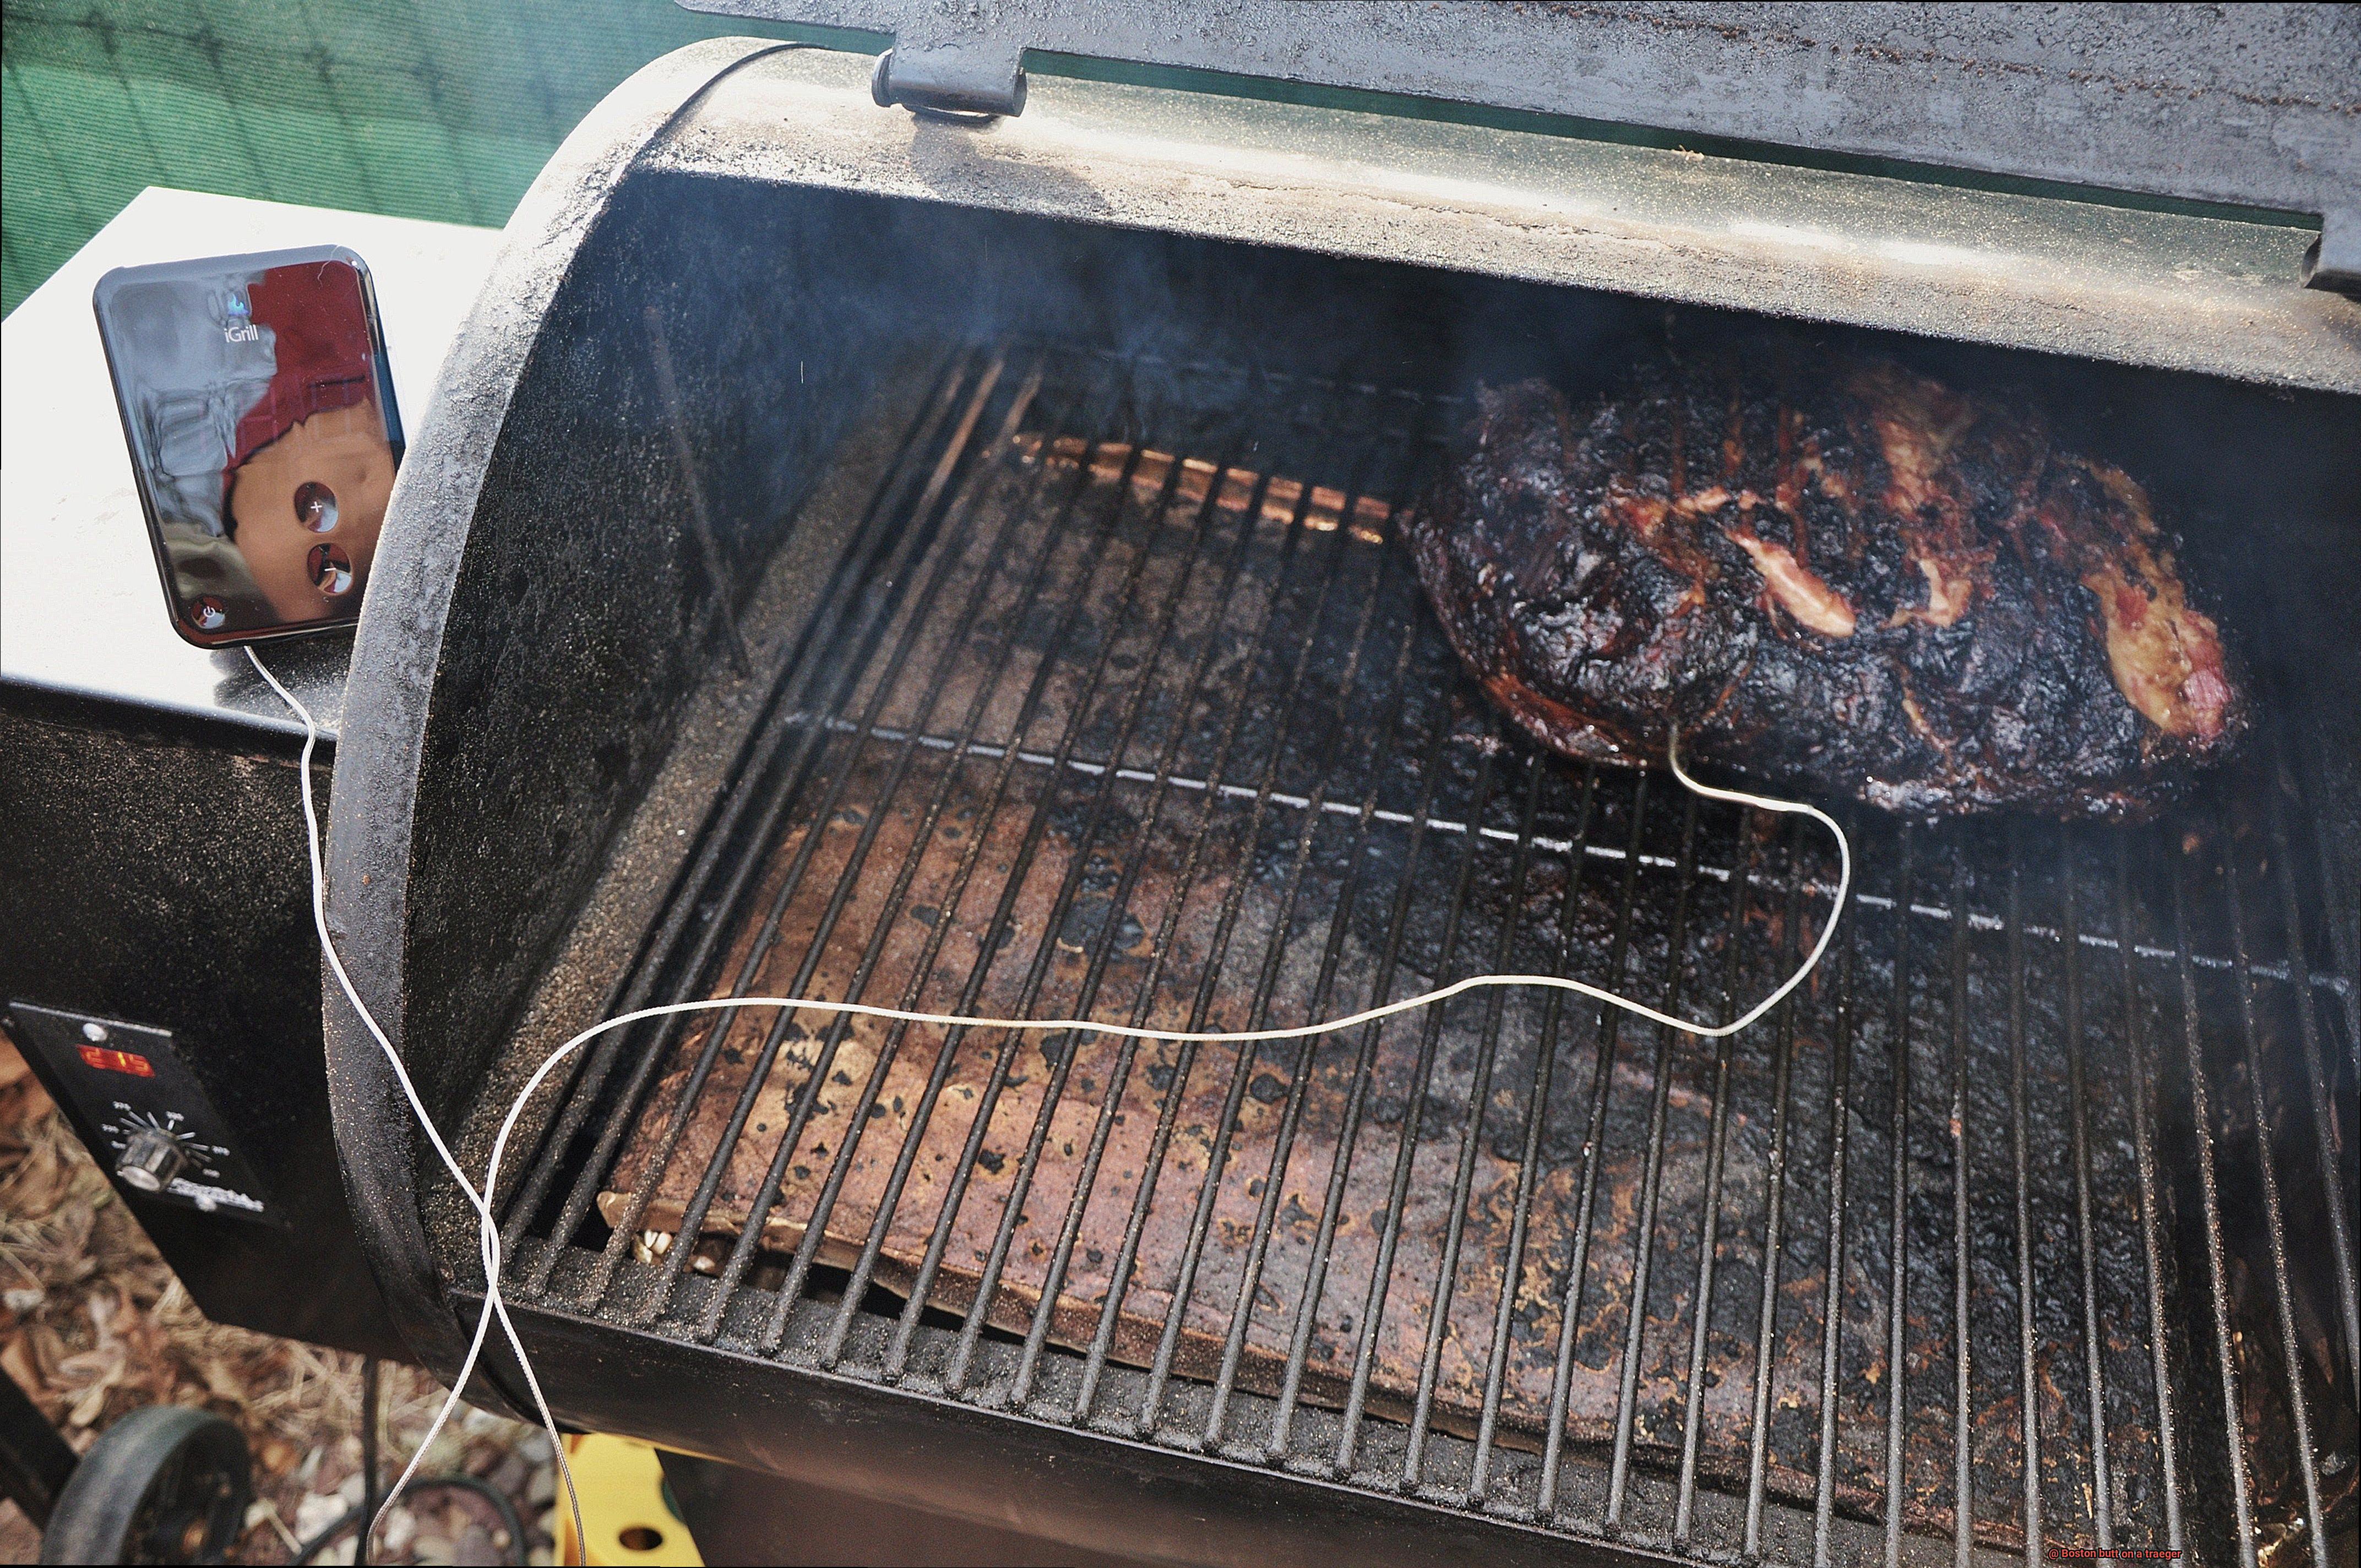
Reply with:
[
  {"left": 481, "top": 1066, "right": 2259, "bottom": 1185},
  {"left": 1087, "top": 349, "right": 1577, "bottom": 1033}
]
[{"left": 252, "top": 643, "right": 1848, "bottom": 1562}]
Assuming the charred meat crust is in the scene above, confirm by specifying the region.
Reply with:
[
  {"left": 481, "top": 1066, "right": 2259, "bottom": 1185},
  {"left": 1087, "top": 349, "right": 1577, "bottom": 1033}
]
[{"left": 1407, "top": 353, "right": 2248, "bottom": 819}]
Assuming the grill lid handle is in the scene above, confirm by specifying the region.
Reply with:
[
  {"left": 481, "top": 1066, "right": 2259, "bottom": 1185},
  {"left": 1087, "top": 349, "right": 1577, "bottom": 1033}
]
[{"left": 686, "top": 1, "right": 2358, "bottom": 232}]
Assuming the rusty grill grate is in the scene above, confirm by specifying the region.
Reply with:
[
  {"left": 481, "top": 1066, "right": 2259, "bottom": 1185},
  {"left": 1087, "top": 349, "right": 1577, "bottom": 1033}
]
[{"left": 497, "top": 349, "right": 2357, "bottom": 1567}]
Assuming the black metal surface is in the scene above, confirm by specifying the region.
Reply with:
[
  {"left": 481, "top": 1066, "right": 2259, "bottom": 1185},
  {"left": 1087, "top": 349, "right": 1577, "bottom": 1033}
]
[
  {"left": 656, "top": 1450, "right": 1149, "bottom": 1566},
  {"left": 320, "top": 36, "right": 817, "bottom": 1389},
  {"left": 8, "top": 1005, "right": 278, "bottom": 1223},
  {"left": 0, "top": 701, "right": 405, "bottom": 1359},
  {"left": 463, "top": 349, "right": 2353, "bottom": 1565},
  {"left": 0, "top": 1365, "right": 78, "bottom": 1530},
  {"left": 689, "top": 2, "right": 2360, "bottom": 226},
  {"left": 476, "top": 1292, "right": 1639, "bottom": 1568}
]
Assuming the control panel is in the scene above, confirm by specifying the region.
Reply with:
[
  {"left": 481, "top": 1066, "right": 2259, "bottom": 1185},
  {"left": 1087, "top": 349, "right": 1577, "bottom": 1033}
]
[{"left": 6, "top": 1002, "right": 278, "bottom": 1224}]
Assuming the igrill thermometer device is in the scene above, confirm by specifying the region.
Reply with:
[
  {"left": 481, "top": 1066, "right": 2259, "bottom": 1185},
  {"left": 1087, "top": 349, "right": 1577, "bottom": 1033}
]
[{"left": 92, "top": 246, "right": 402, "bottom": 646}]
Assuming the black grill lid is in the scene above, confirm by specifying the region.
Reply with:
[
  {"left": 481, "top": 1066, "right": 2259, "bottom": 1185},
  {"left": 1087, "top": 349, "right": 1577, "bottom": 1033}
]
[{"left": 689, "top": 0, "right": 2360, "bottom": 282}]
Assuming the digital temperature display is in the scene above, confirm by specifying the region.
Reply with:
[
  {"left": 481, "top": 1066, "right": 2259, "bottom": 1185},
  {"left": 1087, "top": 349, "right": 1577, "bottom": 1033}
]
[{"left": 78, "top": 1043, "right": 156, "bottom": 1077}]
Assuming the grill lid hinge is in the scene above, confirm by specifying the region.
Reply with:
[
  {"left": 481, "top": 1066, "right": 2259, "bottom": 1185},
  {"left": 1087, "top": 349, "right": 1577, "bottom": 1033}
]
[
  {"left": 2303, "top": 210, "right": 2361, "bottom": 296},
  {"left": 871, "top": 41, "right": 1026, "bottom": 118}
]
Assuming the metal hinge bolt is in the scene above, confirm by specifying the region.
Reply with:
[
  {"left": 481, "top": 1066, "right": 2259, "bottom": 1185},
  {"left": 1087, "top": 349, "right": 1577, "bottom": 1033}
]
[{"left": 871, "top": 43, "right": 1027, "bottom": 118}]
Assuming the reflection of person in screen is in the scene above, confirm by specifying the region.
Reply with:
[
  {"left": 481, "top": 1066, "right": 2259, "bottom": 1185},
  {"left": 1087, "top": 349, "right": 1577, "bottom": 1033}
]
[
  {"left": 217, "top": 262, "right": 395, "bottom": 624},
  {"left": 229, "top": 399, "right": 394, "bottom": 618}
]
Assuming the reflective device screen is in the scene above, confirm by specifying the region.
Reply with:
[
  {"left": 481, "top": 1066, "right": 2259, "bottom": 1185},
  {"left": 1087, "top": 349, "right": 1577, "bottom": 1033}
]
[{"left": 95, "top": 249, "right": 401, "bottom": 643}]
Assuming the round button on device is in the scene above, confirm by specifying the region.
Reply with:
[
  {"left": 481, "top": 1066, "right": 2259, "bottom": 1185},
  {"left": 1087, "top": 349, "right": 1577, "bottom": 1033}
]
[
  {"left": 307, "top": 542, "right": 353, "bottom": 596},
  {"left": 295, "top": 480, "right": 339, "bottom": 533}
]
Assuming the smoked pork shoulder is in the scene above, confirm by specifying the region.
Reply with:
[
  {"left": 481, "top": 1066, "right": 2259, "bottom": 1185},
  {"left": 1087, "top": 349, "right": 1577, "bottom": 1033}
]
[{"left": 1406, "top": 353, "right": 2245, "bottom": 819}]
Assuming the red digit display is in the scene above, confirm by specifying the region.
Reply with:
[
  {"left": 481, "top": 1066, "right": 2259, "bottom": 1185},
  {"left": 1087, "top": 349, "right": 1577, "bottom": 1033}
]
[{"left": 77, "top": 1044, "right": 156, "bottom": 1077}]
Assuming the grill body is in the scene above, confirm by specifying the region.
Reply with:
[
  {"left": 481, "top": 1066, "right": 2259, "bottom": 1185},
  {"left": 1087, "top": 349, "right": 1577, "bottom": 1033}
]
[{"left": 327, "top": 43, "right": 2360, "bottom": 1567}]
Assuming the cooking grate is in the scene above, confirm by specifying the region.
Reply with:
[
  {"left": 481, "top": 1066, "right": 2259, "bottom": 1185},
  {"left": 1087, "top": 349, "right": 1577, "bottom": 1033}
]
[{"left": 497, "top": 348, "right": 2355, "bottom": 1566}]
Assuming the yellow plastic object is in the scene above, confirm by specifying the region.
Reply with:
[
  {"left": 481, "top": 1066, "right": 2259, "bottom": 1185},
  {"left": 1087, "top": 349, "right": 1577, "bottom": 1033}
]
[{"left": 553, "top": 1434, "right": 704, "bottom": 1567}]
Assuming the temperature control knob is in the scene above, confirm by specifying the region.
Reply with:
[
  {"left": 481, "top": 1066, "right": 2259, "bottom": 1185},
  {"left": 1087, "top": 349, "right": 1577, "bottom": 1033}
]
[{"left": 115, "top": 1128, "right": 188, "bottom": 1194}]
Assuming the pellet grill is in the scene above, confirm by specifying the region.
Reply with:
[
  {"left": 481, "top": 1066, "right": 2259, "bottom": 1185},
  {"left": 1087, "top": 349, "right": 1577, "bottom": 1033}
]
[{"left": 302, "top": 7, "right": 2360, "bottom": 1565}]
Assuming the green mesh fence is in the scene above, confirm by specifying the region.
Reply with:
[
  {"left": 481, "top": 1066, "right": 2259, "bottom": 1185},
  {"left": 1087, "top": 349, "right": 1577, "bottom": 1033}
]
[{"left": 0, "top": 2, "right": 858, "bottom": 314}]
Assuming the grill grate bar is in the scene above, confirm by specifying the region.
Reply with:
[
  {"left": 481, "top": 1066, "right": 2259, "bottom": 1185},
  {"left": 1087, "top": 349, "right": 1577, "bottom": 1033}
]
[
  {"left": 875, "top": 415, "right": 1270, "bottom": 1385},
  {"left": 1738, "top": 846, "right": 1807, "bottom": 1555},
  {"left": 2061, "top": 834, "right": 2117, "bottom": 1554},
  {"left": 753, "top": 716, "right": 2351, "bottom": 995},
  {"left": 2117, "top": 839, "right": 2186, "bottom": 1555},
  {"left": 934, "top": 446, "right": 1288, "bottom": 1398},
  {"left": 1105, "top": 422, "right": 1416, "bottom": 1426},
  {"left": 1468, "top": 764, "right": 1601, "bottom": 1505},
  {"left": 1811, "top": 841, "right": 1863, "bottom": 1567},
  {"left": 1145, "top": 418, "right": 1420, "bottom": 1439},
  {"left": 1199, "top": 525, "right": 1412, "bottom": 1449},
  {"left": 1883, "top": 824, "right": 1916, "bottom": 1568},
  {"left": 497, "top": 349, "right": 984, "bottom": 1276},
  {"left": 2004, "top": 825, "right": 2046, "bottom": 1560},
  {"left": 751, "top": 372, "right": 1170, "bottom": 1355},
  {"left": 577, "top": 355, "right": 1017, "bottom": 1314},
  {"left": 1603, "top": 794, "right": 1711, "bottom": 1527},
  {"left": 916, "top": 385, "right": 1379, "bottom": 1389},
  {"left": 1335, "top": 737, "right": 1503, "bottom": 1476},
  {"left": 627, "top": 363, "right": 1048, "bottom": 1327},
  {"left": 2170, "top": 857, "right": 2259, "bottom": 1567},
  {"left": 1536, "top": 767, "right": 1655, "bottom": 1524},
  {"left": 1677, "top": 819, "right": 1762, "bottom": 1539},
  {"left": 1401, "top": 757, "right": 1548, "bottom": 1490},
  {"left": 1230, "top": 608, "right": 1426, "bottom": 1456},
  {"left": 678, "top": 362, "right": 1098, "bottom": 1340},
  {"left": 809, "top": 395, "right": 1205, "bottom": 1369},
  {"left": 2260, "top": 778, "right": 2361, "bottom": 1388},
  {"left": 1677, "top": 819, "right": 1761, "bottom": 1537},
  {"left": 1109, "top": 389, "right": 1416, "bottom": 1436},
  {"left": 2262, "top": 647, "right": 2361, "bottom": 1079},
  {"left": 993, "top": 428, "right": 1391, "bottom": 1416},
  {"left": 1014, "top": 454, "right": 1335, "bottom": 1417},
  {"left": 2217, "top": 803, "right": 2333, "bottom": 1568},
  {"left": 746, "top": 370, "right": 1156, "bottom": 1354},
  {"left": 1136, "top": 748, "right": 1341, "bottom": 1438},
  {"left": 1267, "top": 714, "right": 1456, "bottom": 1462},
  {"left": 1067, "top": 403, "right": 1407, "bottom": 1429},
  {"left": 1949, "top": 856, "right": 1976, "bottom": 1568}
]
